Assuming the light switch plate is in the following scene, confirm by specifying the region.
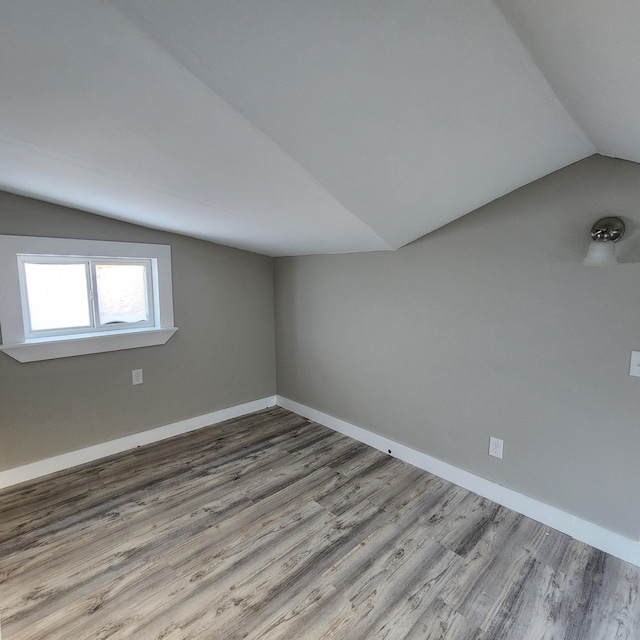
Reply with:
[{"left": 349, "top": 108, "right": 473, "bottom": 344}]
[{"left": 630, "top": 351, "right": 640, "bottom": 377}]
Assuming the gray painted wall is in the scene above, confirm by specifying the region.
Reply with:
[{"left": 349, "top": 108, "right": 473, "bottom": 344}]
[
  {"left": 275, "top": 155, "right": 640, "bottom": 540},
  {"left": 0, "top": 191, "right": 276, "bottom": 470}
]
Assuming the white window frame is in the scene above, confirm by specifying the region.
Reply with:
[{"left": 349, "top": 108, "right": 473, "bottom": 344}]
[
  {"left": 18, "top": 255, "right": 156, "bottom": 338},
  {"left": 0, "top": 235, "right": 178, "bottom": 362}
]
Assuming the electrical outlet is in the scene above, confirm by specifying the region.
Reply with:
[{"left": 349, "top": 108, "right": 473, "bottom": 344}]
[
  {"left": 630, "top": 351, "right": 640, "bottom": 377},
  {"left": 132, "top": 369, "right": 143, "bottom": 385},
  {"left": 489, "top": 436, "right": 503, "bottom": 459}
]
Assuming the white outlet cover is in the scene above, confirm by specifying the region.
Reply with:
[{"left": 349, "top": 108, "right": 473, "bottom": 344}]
[
  {"left": 629, "top": 351, "right": 640, "bottom": 377},
  {"left": 132, "top": 369, "right": 144, "bottom": 385},
  {"left": 489, "top": 436, "right": 504, "bottom": 459}
]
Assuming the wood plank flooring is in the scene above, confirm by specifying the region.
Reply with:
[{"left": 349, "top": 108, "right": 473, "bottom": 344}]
[{"left": 1, "top": 407, "right": 639, "bottom": 639}]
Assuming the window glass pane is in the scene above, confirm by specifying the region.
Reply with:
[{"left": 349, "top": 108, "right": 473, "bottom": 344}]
[
  {"left": 23, "top": 262, "right": 91, "bottom": 331},
  {"left": 95, "top": 263, "right": 149, "bottom": 325}
]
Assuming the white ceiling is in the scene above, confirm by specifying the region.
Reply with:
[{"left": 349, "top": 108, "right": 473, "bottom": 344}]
[{"left": 0, "top": 1, "right": 631, "bottom": 256}]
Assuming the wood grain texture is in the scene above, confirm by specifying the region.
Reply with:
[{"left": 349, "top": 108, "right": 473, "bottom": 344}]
[{"left": 0, "top": 406, "right": 638, "bottom": 639}]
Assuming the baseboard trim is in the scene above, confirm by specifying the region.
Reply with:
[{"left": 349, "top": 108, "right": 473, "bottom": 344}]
[
  {"left": 0, "top": 395, "right": 277, "bottom": 490},
  {"left": 277, "top": 395, "right": 640, "bottom": 568}
]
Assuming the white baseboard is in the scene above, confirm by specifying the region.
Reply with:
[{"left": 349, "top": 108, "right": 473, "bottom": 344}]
[
  {"left": 0, "top": 395, "right": 277, "bottom": 490},
  {"left": 277, "top": 395, "right": 640, "bottom": 568}
]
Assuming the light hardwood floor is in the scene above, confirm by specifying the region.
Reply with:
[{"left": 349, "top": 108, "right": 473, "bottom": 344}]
[{"left": 1, "top": 407, "right": 639, "bottom": 639}]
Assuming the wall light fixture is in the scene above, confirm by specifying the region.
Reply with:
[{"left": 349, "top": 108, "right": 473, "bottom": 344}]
[{"left": 583, "top": 217, "right": 625, "bottom": 266}]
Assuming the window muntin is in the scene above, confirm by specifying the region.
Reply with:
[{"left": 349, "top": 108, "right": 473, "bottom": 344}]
[{"left": 18, "top": 255, "right": 155, "bottom": 339}]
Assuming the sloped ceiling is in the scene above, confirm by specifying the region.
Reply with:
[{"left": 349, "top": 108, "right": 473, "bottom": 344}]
[{"left": 0, "top": 1, "right": 629, "bottom": 256}]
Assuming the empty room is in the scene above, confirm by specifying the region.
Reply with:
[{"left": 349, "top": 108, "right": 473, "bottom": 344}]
[{"left": 1, "top": 1, "right": 640, "bottom": 638}]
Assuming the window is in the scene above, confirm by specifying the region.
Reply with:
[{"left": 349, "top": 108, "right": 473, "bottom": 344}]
[
  {"left": 0, "top": 236, "right": 177, "bottom": 362},
  {"left": 19, "top": 257, "right": 154, "bottom": 337}
]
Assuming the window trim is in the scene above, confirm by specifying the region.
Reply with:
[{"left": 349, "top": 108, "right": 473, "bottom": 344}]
[{"left": 0, "top": 235, "right": 178, "bottom": 362}]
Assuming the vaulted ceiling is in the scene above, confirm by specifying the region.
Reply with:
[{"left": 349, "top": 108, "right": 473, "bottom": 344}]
[{"left": 0, "top": 1, "right": 636, "bottom": 256}]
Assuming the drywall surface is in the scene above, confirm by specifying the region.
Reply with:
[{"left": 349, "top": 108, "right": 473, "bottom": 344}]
[
  {"left": 0, "top": 192, "right": 275, "bottom": 470},
  {"left": 275, "top": 155, "right": 640, "bottom": 539}
]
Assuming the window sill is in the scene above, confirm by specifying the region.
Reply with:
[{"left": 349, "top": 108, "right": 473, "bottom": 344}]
[{"left": 0, "top": 327, "right": 178, "bottom": 363}]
